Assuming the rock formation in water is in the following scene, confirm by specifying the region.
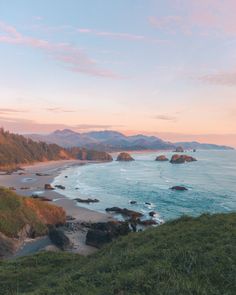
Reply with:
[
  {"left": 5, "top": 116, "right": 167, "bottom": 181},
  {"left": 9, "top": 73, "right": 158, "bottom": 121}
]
[
  {"left": 174, "top": 146, "right": 184, "bottom": 152},
  {"left": 105, "top": 207, "right": 143, "bottom": 219},
  {"left": 116, "top": 152, "right": 134, "bottom": 161},
  {"left": 74, "top": 198, "right": 99, "bottom": 203},
  {"left": 170, "top": 186, "right": 188, "bottom": 191},
  {"left": 170, "top": 154, "right": 197, "bottom": 164},
  {"left": 155, "top": 155, "right": 169, "bottom": 161}
]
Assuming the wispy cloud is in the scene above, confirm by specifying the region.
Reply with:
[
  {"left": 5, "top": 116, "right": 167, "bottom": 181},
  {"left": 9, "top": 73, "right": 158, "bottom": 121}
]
[
  {"left": 0, "top": 21, "right": 120, "bottom": 78},
  {"left": 154, "top": 114, "right": 178, "bottom": 122},
  {"left": 0, "top": 108, "right": 28, "bottom": 115},
  {"left": 149, "top": 0, "right": 236, "bottom": 36},
  {"left": 77, "top": 28, "right": 167, "bottom": 44},
  {"left": 197, "top": 71, "right": 236, "bottom": 86},
  {"left": 44, "top": 107, "right": 77, "bottom": 113}
]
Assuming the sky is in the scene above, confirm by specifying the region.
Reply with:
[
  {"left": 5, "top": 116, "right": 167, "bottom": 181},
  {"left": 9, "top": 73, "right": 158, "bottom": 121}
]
[{"left": 0, "top": 0, "right": 236, "bottom": 146}]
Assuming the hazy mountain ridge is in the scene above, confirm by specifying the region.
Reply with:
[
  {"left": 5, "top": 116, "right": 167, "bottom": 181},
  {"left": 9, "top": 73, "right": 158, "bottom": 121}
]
[
  {"left": 175, "top": 141, "right": 233, "bottom": 150},
  {"left": 27, "top": 129, "right": 234, "bottom": 151}
]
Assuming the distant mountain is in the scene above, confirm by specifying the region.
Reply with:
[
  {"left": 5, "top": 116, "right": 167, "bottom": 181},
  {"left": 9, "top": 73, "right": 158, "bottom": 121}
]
[
  {"left": 175, "top": 141, "right": 234, "bottom": 151},
  {"left": 27, "top": 129, "right": 234, "bottom": 151},
  {"left": 28, "top": 129, "right": 174, "bottom": 151}
]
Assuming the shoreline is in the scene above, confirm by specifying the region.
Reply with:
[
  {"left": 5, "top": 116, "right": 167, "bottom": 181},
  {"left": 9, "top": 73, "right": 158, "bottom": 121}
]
[{"left": 0, "top": 159, "right": 114, "bottom": 257}]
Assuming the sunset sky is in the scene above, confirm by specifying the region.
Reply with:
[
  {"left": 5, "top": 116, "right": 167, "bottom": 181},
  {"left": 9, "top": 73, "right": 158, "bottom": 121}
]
[{"left": 0, "top": 0, "right": 236, "bottom": 146}]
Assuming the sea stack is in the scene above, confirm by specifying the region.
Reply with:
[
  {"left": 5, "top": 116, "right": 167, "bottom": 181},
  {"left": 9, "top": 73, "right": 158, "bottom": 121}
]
[
  {"left": 116, "top": 152, "right": 134, "bottom": 161},
  {"left": 155, "top": 155, "right": 168, "bottom": 161},
  {"left": 174, "top": 146, "right": 184, "bottom": 153},
  {"left": 170, "top": 154, "right": 197, "bottom": 164}
]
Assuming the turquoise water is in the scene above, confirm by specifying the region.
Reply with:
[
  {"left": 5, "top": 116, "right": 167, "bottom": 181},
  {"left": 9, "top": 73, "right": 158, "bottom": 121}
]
[{"left": 53, "top": 150, "right": 236, "bottom": 222}]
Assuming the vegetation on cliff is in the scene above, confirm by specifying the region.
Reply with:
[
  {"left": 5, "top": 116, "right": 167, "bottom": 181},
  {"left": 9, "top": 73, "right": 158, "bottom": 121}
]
[
  {"left": 0, "top": 187, "right": 65, "bottom": 238},
  {"left": 0, "top": 128, "right": 71, "bottom": 170},
  {"left": 0, "top": 212, "right": 235, "bottom": 294},
  {"left": 68, "top": 147, "right": 113, "bottom": 161}
]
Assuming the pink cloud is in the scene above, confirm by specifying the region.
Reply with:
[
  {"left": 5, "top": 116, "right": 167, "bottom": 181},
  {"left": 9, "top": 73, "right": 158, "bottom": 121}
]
[
  {"left": 198, "top": 71, "right": 236, "bottom": 86},
  {"left": 0, "top": 21, "right": 121, "bottom": 79},
  {"left": 149, "top": 0, "right": 236, "bottom": 36}
]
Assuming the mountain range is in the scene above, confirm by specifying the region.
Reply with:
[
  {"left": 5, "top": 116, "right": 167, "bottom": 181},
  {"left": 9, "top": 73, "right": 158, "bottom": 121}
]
[{"left": 27, "top": 129, "right": 234, "bottom": 151}]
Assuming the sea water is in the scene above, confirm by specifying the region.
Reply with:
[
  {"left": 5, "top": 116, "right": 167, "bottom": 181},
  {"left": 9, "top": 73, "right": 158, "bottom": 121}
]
[{"left": 52, "top": 150, "right": 236, "bottom": 222}]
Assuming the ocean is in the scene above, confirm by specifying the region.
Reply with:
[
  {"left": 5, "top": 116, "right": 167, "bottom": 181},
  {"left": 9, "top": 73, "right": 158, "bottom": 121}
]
[{"left": 52, "top": 150, "right": 236, "bottom": 223}]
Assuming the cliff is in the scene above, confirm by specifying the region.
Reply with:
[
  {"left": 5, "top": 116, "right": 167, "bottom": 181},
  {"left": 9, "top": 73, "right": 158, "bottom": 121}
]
[{"left": 0, "top": 187, "right": 66, "bottom": 257}]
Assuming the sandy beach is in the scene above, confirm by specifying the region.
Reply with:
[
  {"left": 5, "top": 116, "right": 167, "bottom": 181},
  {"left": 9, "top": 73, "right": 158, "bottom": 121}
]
[{"left": 0, "top": 160, "right": 114, "bottom": 257}]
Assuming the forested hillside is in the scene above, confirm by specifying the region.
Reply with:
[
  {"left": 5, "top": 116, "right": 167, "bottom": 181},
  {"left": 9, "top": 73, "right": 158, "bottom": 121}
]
[{"left": 0, "top": 129, "right": 112, "bottom": 170}]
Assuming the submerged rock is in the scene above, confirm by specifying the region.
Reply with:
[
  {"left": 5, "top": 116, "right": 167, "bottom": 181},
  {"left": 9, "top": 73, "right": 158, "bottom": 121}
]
[
  {"left": 55, "top": 185, "right": 66, "bottom": 190},
  {"left": 170, "top": 154, "right": 197, "bottom": 164},
  {"left": 130, "top": 200, "right": 137, "bottom": 205},
  {"left": 74, "top": 198, "right": 99, "bottom": 203},
  {"left": 145, "top": 202, "right": 152, "bottom": 206},
  {"left": 116, "top": 152, "right": 134, "bottom": 161},
  {"left": 155, "top": 155, "right": 169, "bottom": 161},
  {"left": 170, "top": 186, "right": 188, "bottom": 191}
]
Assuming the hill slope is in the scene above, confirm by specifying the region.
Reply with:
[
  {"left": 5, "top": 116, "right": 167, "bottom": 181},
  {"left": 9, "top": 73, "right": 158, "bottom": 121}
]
[
  {"left": 28, "top": 129, "right": 234, "bottom": 151},
  {"left": 0, "top": 212, "right": 235, "bottom": 294},
  {"left": 0, "top": 187, "right": 66, "bottom": 258},
  {"left": 0, "top": 129, "right": 112, "bottom": 170},
  {"left": 0, "top": 128, "right": 71, "bottom": 170}
]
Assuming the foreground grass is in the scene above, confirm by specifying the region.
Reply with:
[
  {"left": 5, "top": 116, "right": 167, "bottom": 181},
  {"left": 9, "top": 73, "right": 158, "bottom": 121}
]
[{"left": 0, "top": 212, "right": 235, "bottom": 295}]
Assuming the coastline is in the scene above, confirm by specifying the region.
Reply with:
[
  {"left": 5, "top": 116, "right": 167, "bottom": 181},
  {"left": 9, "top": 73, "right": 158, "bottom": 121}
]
[{"left": 0, "top": 159, "right": 114, "bottom": 257}]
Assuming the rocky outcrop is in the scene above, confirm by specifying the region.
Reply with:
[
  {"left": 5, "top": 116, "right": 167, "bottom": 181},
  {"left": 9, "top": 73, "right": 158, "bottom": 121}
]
[
  {"left": 68, "top": 147, "right": 113, "bottom": 162},
  {"left": 174, "top": 146, "right": 184, "bottom": 152},
  {"left": 44, "top": 184, "right": 54, "bottom": 190},
  {"left": 130, "top": 200, "right": 137, "bottom": 205},
  {"left": 85, "top": 221, "right": 130, "bottom": 248},
  {"left": 49, "top": 227, "right": 71, "bottom": 250},
  {"left": 170, "top": 186, "right": 188, "bottom": 191},
  {"left": 105, "top": 207, "right": 143, "bottom": 219},
  {"left": 36, "top": 173, "right": 50, "bottom": 176},
  {"left": 31, "top": 195, "right": 52, "bottom": 202},
  {"left": 55, "top": 185, "right": 66, "bottom": 190},
  {"left": 74, "top": 198, "right": 99, "bottom": 203},
  {"left": 155, "top": 155, "right": 168, "bottom": 161},
  {"left": 170, "top": 154, "right": 197, "bottom": 164},
  {"left": 149, "top": 211, "right": 156, "bottom": 217},
  {"left": 116, "top": 152, "right": 134, "bottom": 161}
]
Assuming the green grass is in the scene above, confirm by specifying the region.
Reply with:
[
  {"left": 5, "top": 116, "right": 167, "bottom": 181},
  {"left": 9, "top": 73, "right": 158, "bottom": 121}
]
[{"left": 0, "top": 212, "right": 235, "bottom": 295}]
